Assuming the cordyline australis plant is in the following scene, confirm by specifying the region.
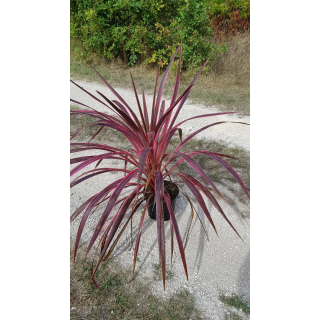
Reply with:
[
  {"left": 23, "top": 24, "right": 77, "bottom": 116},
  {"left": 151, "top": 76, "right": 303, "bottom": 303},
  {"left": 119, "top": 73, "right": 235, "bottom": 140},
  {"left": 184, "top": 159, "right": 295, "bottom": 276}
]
[{"left": 70, "top": 43, "right": 250, "bottom": 290}]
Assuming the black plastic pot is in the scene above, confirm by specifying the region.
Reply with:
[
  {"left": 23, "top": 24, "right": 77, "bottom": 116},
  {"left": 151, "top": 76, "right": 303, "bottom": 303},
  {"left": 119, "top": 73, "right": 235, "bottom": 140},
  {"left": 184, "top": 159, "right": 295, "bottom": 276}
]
[{"left": 147, "top": 180, "right": 179, "bottom": 221}]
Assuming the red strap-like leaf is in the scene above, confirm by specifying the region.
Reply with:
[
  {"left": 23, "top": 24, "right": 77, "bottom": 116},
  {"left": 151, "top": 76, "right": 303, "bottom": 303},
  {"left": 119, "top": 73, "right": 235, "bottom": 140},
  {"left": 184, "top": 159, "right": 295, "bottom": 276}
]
[
  {"left": 91, "top": 194, "right": 143, "bottom": 281},
  {"left": 132, "top": 196, "right": 152, "bottom": 276},
  {"left": 73, "top": 178, "right": 123, "bottom": 260},
  {"left": 85, "top": 169, "right": 139, "bottom": 258},
  {"left": 176, "top": 172, "right": 218, "bottom": 236},
  {"left": 96, "top": 90, "right": 142, "bottom": 135},
  {"left": 162, "top": 121, "right": 248, "bottom": 173},
  {"left": 142, "top": 90, "right": 149, "bottom": 132},
  {"left": 159, "top": 100, "right": 165, "bottom": 120},
  {"left": 164, "top": 193, "right": 189, "bottom": 280},
  {"left": 181, "top": 173, "right": 244, "bottom": 242},
  {"left": 168, "top": 59, "right": 208, "bottom": 131},
  {"left": 190, "top": 151, "right": 250, "bottom": 199},
  {"left": 89, "top": 64, "right": 131, "bottom": 110},
  {"left": 161, "top": 42, "right": 183, "bottom": 138},
  {"left": 70, "top": 194, "right": 96, "bottom": 222},
  {"left": 154, "top": 45, "right": 181, "bottom": 125},
  {"left": 174, "top": 121, "right": 249, "bottom": 153},
  {"left": 70, "top": 120, "right": 106, "bottom": 141},
  {"left": 151, "top": 61, "right": 161, "bottom": 131},
  {"left": 130, "top": 72, "right": 147, "bottom": 134},
  {"left": 173, "top": 151, "right": 225, "bottom": 200},
  {"left": 70, "top": 168, "right": 131, "bottom": 188},
  {"left": 70, "top": 152, "right": 136, "bottom": 177},
  {"left": 70, "top": 81, "right": 115, "bottom": 115},
  {"left": 137, "top": 147, "right": 152, "bottom": 187},
  {"left": 173, "top": 112, "right": 238, "bottom": 128},
  {"left": 88, "top": 126, "right": 104, "bottom": 143},
  {"left": 155, "top": 170, "right": 166, "bottom": 289},
  {"left": 170, "top": 41, "right": 182, "bottom": 107},
  {"left": 154, "top": 82, "right": 194, "bottom": 134},
  {"left": 111, "top": 100, "right": 131, "bottom": 118}
]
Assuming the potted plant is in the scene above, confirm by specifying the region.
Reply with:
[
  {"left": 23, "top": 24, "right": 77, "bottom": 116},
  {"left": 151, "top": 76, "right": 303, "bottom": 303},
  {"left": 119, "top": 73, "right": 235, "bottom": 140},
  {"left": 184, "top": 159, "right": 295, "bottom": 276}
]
[{"left": 70, "top": 43, "right": 250, "bottom": 290}]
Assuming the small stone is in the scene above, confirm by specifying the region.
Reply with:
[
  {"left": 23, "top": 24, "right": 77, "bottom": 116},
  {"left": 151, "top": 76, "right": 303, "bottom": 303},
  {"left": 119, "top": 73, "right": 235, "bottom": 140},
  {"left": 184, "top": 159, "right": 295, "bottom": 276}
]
[
  {"left": 71, "top": 307, "right": 76, "bottom": 311},
  {"left": 111, "top": 310, "right": 114, "bottom": 314}
]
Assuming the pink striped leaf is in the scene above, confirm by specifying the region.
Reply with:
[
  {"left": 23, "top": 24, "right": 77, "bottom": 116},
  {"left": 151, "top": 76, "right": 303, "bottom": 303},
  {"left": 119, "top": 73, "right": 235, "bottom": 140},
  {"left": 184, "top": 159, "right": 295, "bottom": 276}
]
[
  {"left": 137, "top": 147, "right": 152, "bottom": 186},
  {"left": 155, "top": 170, "right": 166, "bottom": 289},
  {"left": 190, "top": 151, "right": 250, "bottom": 199},
  {"left": 173, "top": 151, "right": 225, "bottom": 200},
  {"left": 132, "top": 195, "right": 152, "bottom": 276},
  {"left": 154, "top": 45, "right": 181, "bottom": 124},
  {"left": 164, "top": 193, "right": 188, "bottom": 280},
  {"left": 176, "top": 172, "right": 218, "bottom": 236},
  {"left": 168, "top": 60, "right": 208, "bottom": 131},
  {"left": 142, "top": 90, "right": 149, "bottom": 132},
  {"left": 91, "top": 194, "right": 143, "bottom": 280},
  {"left": 70, "top": 168, "right": 131, "bottom": 188},
  {"left": 181, "top": 173, "right": 243, "bottom": 242},
  {"left": 173, "top": 112, "right": 238, "bottom": 128},
  {"left": 85, "top": 169, "right": 139, "bottom": 258},
  {"left": 73, "top": 178, "right": 123, "bottom": 260}
]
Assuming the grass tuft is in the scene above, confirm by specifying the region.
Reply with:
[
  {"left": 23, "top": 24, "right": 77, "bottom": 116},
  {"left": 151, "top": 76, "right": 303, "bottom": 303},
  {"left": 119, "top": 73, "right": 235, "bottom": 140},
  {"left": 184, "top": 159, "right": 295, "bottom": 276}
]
[
  {"left": 152, "top": 263, "right": 174, "bottom": 281},
  {"left": 219, "top": 292, "right": 250, "bottom": 316},
  {"left": 70, "top": 249, "right": 202, "bottom": 320}
]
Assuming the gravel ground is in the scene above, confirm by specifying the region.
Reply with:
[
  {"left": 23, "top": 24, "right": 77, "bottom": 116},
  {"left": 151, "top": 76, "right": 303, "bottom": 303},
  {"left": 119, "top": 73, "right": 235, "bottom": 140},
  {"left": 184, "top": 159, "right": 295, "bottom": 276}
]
[
  {"left": 70, "top": 80, "right": 250, "bottom": 319},
  {"left": 70, "top": 79, "right": 250, "bottom": 151}
]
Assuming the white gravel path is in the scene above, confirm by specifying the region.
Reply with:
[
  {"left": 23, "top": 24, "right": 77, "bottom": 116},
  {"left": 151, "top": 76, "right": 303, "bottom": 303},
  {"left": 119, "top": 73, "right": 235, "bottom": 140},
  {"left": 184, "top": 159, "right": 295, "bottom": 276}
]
[
  {"left": 70, "top": 79, "right": 250, "bottom": 319},
  {"left": 70, "top": 79, "right": 250, "bottom": 151}
]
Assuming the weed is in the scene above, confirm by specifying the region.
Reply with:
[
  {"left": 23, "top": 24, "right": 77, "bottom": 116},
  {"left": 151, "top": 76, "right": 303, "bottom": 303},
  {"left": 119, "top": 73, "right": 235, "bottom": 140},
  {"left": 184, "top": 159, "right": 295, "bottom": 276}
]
[
  {"left": 101, "top": 274, "right": 122, "bottom": 291},
  {"left": 219, "top": 292, "right": 250, "bottom": 316},
  {"left": 153, "top": 263, "right": 174, "bottom": 281},
  {"left": 225, "top": 312, "right": 243, "bottom": 320}
]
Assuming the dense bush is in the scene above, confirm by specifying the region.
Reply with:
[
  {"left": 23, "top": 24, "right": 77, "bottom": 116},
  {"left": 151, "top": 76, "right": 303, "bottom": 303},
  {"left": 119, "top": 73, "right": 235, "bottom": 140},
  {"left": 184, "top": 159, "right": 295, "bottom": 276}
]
[
  {"left": 70, "top": 0, "right": 228, "bottom": 69},
  {"left": 209, "top": 0, "right": 250, "bottom": 19},
  {"left": 208, "top": 0, "right": 250, "bottom": 38}
]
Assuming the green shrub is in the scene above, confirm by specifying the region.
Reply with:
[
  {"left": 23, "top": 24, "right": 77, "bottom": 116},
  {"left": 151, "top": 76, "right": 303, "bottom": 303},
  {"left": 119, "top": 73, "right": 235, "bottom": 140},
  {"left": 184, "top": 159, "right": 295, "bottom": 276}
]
[
  {"left": 208, "top": 0, "right": 250, "bottom": 19},
  {"left": 207, "top": 0, "right": 250, "bottom": 36},
  {"left": 70, "top": 0, "right": 228, "bottom": 69}
]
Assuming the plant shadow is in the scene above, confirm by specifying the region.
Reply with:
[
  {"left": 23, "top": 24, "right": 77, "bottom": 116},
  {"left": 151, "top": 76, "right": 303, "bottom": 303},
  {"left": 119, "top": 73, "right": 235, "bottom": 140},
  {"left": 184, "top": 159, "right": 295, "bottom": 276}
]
[
  {"left": 237, "top": 251, "right": 250, "bottom": 303},
  {"left": 109, "top": 190, "right": 190, "bottom": 272}
]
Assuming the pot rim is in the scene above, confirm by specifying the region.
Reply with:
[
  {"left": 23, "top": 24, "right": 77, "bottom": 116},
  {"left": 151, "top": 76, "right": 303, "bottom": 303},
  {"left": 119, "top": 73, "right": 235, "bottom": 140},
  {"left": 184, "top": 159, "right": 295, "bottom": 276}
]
[{"left": 144, "top": 180, "right": 179, "bottom": 200}]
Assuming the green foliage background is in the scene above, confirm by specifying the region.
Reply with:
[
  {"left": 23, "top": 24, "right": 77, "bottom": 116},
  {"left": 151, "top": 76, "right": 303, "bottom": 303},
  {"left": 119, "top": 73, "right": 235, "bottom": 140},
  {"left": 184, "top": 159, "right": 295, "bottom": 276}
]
[
  {"left": 208, "top": 0, "right": 250, "bottom": 19},
  {"left": 70, "top": 0, "right": 250, "bottom": 69}
]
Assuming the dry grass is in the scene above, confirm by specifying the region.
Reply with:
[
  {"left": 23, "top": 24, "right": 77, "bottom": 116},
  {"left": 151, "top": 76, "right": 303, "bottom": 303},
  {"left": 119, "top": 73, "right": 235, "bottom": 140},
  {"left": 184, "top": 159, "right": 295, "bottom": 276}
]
[
  {"left": 70, "top": 249, "right": 202, "bottom": 320},
  {"left": 212, "top": 33, "right": 250, "bottom": 88},
  {"left": 71, "top": 33, "right": 250, "bottom": 115}
]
